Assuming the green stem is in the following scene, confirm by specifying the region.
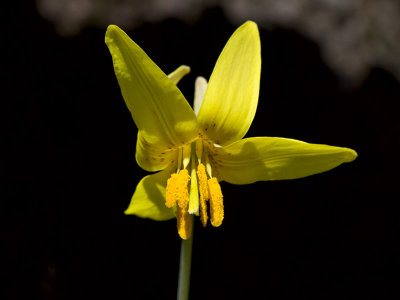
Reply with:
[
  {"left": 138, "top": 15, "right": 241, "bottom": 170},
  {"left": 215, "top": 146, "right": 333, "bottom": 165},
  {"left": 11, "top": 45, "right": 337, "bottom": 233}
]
[{"left": 177, "top": 215, "right": 194, "bottom": 300}]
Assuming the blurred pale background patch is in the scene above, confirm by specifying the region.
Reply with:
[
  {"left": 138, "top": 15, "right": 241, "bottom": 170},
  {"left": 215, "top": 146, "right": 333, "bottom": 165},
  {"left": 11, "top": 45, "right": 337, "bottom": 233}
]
[{"left": 36, "top": 0, "right": 400, "bottom": 84}]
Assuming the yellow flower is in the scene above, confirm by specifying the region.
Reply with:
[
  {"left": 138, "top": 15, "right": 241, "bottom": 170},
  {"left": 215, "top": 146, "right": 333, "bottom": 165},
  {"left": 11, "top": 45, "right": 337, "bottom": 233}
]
[{"left": 105, "top": 21, "right": 357, "bottom": 239}]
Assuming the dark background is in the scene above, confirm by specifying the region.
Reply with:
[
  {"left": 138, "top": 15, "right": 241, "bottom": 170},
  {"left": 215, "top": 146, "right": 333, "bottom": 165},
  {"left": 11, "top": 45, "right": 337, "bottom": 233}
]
[{"left": 2, "top": 2, "right": 399, "bottom": 299}]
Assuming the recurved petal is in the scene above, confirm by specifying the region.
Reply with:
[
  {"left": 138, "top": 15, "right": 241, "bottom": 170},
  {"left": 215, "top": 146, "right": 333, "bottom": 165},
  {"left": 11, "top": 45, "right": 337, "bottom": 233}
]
[
  {"left": 211, "top": 137, "right": 357, "bottom": 184},
  {"left": 125, "top": 168, "right": 176, "bottom": 221},
  {"left": 197, "top": 21, "right": 261, "bottom": 146},
  {"left": 168, "top": 65, "right": 191, "bottom": 85},
  {"left": 105, "top": 25, "right": 198, "bottom": 153}
]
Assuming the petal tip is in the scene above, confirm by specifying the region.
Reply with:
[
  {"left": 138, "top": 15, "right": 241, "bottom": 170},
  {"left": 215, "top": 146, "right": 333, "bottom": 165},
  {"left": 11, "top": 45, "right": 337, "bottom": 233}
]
[
  {"left": 243, "top": 20, "right": 257, "bottom": 27},
  {"left": 241, "top": 20, "right": 259, "bottom": 33},
  {"left": 105, "top": 25, "right": 122, "bottom": 47},
  {"left": 176, "top": 65, "right": 191, "bottom": 78},
  {"left": 105, "top": 25, "right": 129, "bottom": 46},
  {"left": 106, "top": 25, "right": 120, "bottom": 39},
  {"left": 181, "top": 65, "right": 191, "bottom": 73},
  {"left": 106, "top": 24, "right": 122, "bottom": 33},
  {"left": 338, "top": 147, "right": 358, "bottom": 163},
  {"left": 173, "top": 65, "right": 191, "bottom": 76},
  {"left": 346, "top": 148, "right": 358, "bottom": 162},
  {"left": 168, "top": 65, "right": 191, "bottom": 84},
  {"left": 195, "top": 76, "right": 207, "bottom": 86}
]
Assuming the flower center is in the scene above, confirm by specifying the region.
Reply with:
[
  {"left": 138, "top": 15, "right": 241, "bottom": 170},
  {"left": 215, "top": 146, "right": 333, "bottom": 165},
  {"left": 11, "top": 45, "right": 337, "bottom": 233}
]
[{"left": 165, "top": 140, "right": 224, "bottom": 239}]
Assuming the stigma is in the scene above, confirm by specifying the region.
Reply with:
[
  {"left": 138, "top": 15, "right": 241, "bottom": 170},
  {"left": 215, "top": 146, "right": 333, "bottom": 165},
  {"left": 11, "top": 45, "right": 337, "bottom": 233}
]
[{"left": 165, "top": 140, "right": 224, "bottom": 239}]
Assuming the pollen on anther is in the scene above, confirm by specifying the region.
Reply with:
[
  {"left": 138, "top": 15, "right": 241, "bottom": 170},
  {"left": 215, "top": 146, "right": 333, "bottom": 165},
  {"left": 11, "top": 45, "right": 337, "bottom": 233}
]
[
  {"left": 199, "top": 194, "right": 208, "bottom": 227},
  {"left": 165, "top": 173, "right": 179, "bottom": 208},
  {"left": 197, "top": 163, "right": 209, "bottom": 227},
  {"left": 176, "top": 169, "right": 190, "bottom": 209},
  {"left": 208, "top": 177, "right": 224, "bottom": 227},
  {"left": 176, "top": 206, "right": 192, "bottom": 239},
  {"left": 197, "top": 163, "right": 209, "bottom": 201}
]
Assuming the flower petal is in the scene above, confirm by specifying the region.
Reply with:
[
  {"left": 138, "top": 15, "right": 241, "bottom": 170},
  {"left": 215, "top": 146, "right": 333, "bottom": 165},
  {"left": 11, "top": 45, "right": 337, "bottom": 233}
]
[
  {"left": 105, "top": 25, "right": 198, "bottom": 157},
  {"left": 211, "top": 137, "right": 357, "bottom": 184},
  {"left": 197, "top": 21, "right": 261, "bottom": 146},
  {"left": 168, "top": 65, "right": 191, "bottom": 85},
  {"left": 135, "top": 66, "right": 193, "bottom": 172},
  {"left": 193, "top": 76, "right": 208, "bottom": 116},
  {"left": 125, "top": 168, "right": 175, "bottom": 221},
  {"left": 135, "top": 132, "right": 179, "bottom": 172}
]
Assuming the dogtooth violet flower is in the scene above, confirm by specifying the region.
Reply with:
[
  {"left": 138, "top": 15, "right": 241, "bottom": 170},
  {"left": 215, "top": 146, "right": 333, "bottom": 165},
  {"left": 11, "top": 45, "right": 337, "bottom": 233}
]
[{"left": 105, "top": 21, "right": 357, "bottom": 240}]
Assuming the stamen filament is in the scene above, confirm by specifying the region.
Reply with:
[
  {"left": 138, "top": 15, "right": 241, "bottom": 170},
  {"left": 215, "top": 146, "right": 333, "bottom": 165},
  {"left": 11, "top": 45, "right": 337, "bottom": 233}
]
[
  {"left": 195, "top": 139, "right": 203, "bottom": 163},
  {"left": 177, "top": 148, "right": 183, "bottom": 172},
  {"left": 204, "top": 148, "right": 213, "bottom": 178},
  {"left": 182, "top": 144, "right": 191, "bottom": 169}
]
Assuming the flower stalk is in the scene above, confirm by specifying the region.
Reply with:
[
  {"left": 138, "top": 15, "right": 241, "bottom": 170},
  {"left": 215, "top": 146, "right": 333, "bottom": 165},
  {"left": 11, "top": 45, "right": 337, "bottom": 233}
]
[{"left": 177, "top": 215, "right": 194, "bottom": 300}]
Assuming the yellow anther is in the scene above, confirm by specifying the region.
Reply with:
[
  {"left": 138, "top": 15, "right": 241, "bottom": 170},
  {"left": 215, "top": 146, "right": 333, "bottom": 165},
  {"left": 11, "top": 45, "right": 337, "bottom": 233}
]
[
  {"left": 197, "top": 163, "right": 209, "bottom": 201},
  {"left": 197, "top": 163, "right": 209, "bottom": 227},
  {"left": 199, "top": 194, "right": 208, "bottom": 227},
  {"left": 208, "top": 177, "right": 224, "bottom": 227},
  {"left": 165, "top": 173, "right": 179, "bottom": 208},
  {"left": 176, "top": 169, "right": 190, "bottom": 209},
  {"left": 176, "top": 206, "right": 192, "bottom": 240}
]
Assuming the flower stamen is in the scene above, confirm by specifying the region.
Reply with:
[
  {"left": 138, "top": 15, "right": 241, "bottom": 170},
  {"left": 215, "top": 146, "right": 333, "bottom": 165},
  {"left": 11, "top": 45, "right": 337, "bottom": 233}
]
[
  {"left": 197, "top": 163, "right": 209, "bottom": 201},
  {"left": 165, "top": 173, "right": 179, "bottom": 208},
  {"left": 166, "top": 143, "right": 225, "bottom": 237},
  {"left": 182, "top": 144, "right": 191, "bottom": 169},
  {"left": 208, "top": 177, "right": 224, "bottom": 227},
  {"left": 199, "top": 195, "right": 208, "bottom": 227},
  {"left": 176, "top": 205, "right": 192, "bottom": 240},
  {"left": 195, "top": 139, "right": 203, "bottom": 163},
  {"left": 176, "top": 169, "right": 190, "bottom": 208},
  {"left": 204, "top": 151, "right": 213, "bottom": 178},
  {"left": 197, "top": 163, "right": 209, "bottom": 227}
]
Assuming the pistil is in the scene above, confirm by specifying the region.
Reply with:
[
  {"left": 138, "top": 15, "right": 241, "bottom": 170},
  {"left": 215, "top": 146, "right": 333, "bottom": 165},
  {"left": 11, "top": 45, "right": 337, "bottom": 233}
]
[{"left": 188, "top": 148, "right": 200, "bottom": 215}]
